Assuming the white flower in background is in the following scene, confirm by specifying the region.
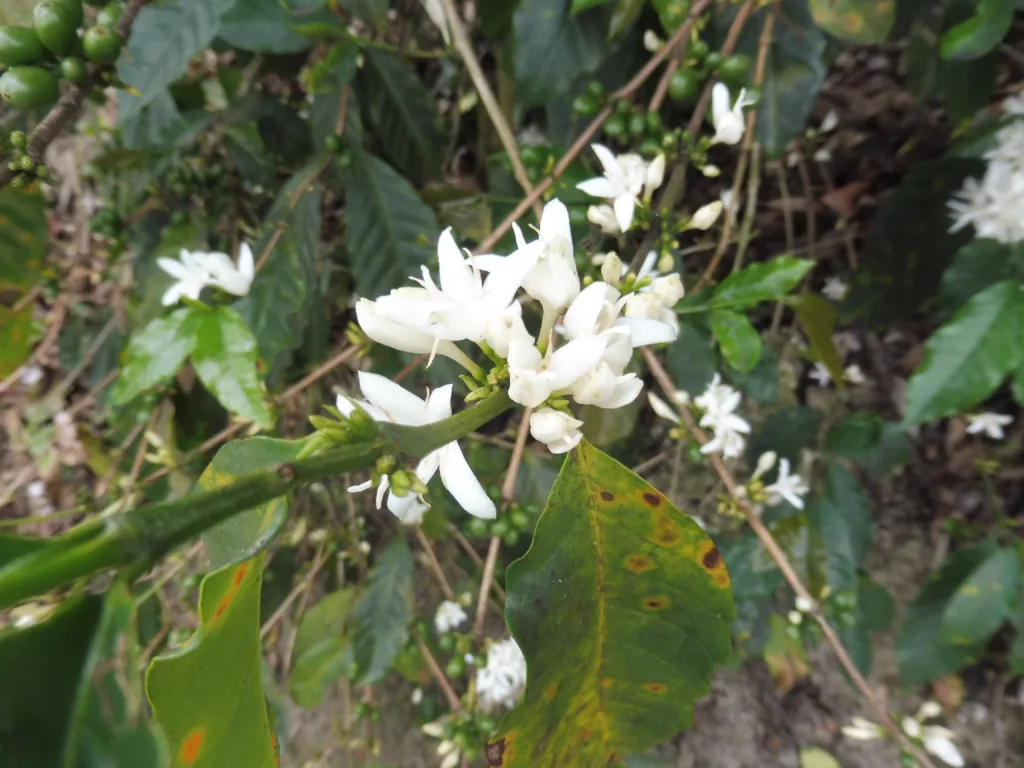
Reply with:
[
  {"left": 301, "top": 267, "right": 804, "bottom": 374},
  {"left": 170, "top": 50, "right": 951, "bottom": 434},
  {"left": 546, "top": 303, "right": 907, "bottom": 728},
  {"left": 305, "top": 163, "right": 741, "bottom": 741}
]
[
  {"left": 411, "top": 687, "right": 424, "bottom": 705},
  {"left": 702, "top": 163, "right": 721, "bottom": 177},
  {"left": 600, "top": 251, "right": 624, "bottom": 286},
  {"left": 813, "top": 148, "right": 832, "bottom": 163},
  {"left": 966, "top": 411, "right": 1012, "bottom": 440},
  {"left": 1003, "top": 91, "right": 1024, "bottom": 115},
  {"left": 764, "top": 458, "right": 809, "bottom": 509},
  {"left": 711, "top": 83, "right": 756, "bottom": 146},
  {"left": 587, "top": 204, "right": 621, "bottom": 234},
  {"left": 572, "top": 360, "right": 644, "bottom": 409},
  {"left": 434, "top": 600, "right": 468, "bottom": 634},
  {"left": 420, "top": 0, "right": 449, "bottom": 44},
  {"left": 506, "top": 336, "right": 606, "bottom": 408},
  {"left": 20, "top": 365, "right": 43, "bottom": 386},
  {"left": 577, "top": 144, "right": 662, "bottom": 232},
  {"left": 843, "top": 364, "right": 867, "bottom": 385},
  {"left": 922, "top": 726, "right": 965, "bottom": 767},
  {"left": 643, "top": 29, "right": 663, "bottom": 52},
  {"left": 157, "top": 250, "right": 216, "bottom": 305},
  {"left": 695, "top": 375, "right": 751, "bottom": 459},
  {"left": 530, "top": 408, "right": 584, "bottom": 454},
  {"left": 720, "top": 188, "right": 739, "bottom": 222},
  {"left": 340, "top": 372, "right": 496, "bottom": 521},
  {"left": 687, "top": 200, "right": 724, "bottom": 230},
  {"left": 157, "top": 244, "right": 255, "bottom": 305},
  {"left": 376, "top": 228, "right": 537, "bottom": 345},
  {"left": 203, "top": 242, "right": 255, "bottom": 296},
  {"left": 843, "top": 708, "right": 964, "bottom": 767},
  {"left": 842, "top": 716, "right": 883, "bottom": 741},
  {"left": 422, "top": 719, "right": 461, "bottom": 768},
  {"left": 822, "top": 276, "right": 848, "bottom": 301},
  {"left": 795, "top": 595, "right": 814, "bottom": 613},
  {"left": 809, "top": 362, "right": 832, "bottom": 387},
  {"left": 820, "top": 109, "right": 839, "bottom": 133},
  {"left": 476, "top": 637, "right": 528, "bottom": 711}
]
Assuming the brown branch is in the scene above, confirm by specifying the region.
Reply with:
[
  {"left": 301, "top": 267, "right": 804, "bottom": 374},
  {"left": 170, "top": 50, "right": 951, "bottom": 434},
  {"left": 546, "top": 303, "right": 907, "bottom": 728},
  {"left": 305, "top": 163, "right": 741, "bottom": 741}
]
[
  {"left": 641, "top": 347, "right": 938, "bottom": 768},
  {"left": 0, "top": 0, "right": 149, "bottom": 190},
  {"left": 416, "top": 528, "right": 455, "bottom": 600},
  {"left": 414, "top": 631, "right": 462, "bottom": 712}
]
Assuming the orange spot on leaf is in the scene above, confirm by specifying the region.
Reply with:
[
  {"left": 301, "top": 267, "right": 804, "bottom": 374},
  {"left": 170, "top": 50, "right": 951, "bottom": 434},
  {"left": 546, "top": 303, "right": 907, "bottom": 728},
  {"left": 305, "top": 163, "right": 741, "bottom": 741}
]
[
  {"left": 233, "top": 563, "right": 249, "bottom": 587},
  {"left": 178, "top": 728, "right": 205, "bottom": 766},
  {"left": 213, "top": 596, "right": 232, "bottom": 622},
  {"left": 602, "top": 677, "right": 613, "bottom": 688},
  {"left": 543, "top": 683, "right": 558, "bottom": 701},
  {"left": 624, "top": 553, "right": 654, "bottom": 574},
  {"left": 643, "top": 682, "right": 668, "bottom": 694},
  {"left": 643, "top": 596, "right": 670, "bottom": 610}
]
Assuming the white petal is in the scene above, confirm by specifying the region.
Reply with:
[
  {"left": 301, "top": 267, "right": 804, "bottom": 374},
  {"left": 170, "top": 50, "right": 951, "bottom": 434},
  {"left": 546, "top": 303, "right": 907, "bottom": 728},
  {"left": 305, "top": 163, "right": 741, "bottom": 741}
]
[
  {"left": 924, "top": 736, "right": 964, "bottom": 767},
  {"left": 437, "top": 228, "right": 477, "bottom": 297},
  {"left": 355, "top": 298, "right": 438, "bottom": 355},
  {"left": 157, "top": 257, "right": 192, "bottom": 280},
  {"left": 577, "top": 177, "right": 619, "bottom": 199},
  {"left": 712, "top": 82, "right": 731, "bottom": 124},
  {"left": 563, "top": 281, "right": 620, "bottom": 339},
  {"left": 348, "top": 479, "right": 373, "bottom": 493},
  {"left": 647, "top": 392, "right": 680, "bottom": 424},
  {"left": 238, "top": 242, "right": 255, "bottom": 280},
  {"left": 438, "top": 445, "right": 496, "bottom": 519},
  {"left": 357, "top": 372, "right": 429, "bottom": 425},
  {"left": 591, "top": 143, "right": 620, "bottom": 176},
  {"left": 615, "top": 316, "right": 677, "bottom": 346},
  {"left": 387, "top": 490, "right": 430, "bottom": 524},
  {"left": 613, "top": 194, "right": 636, "bottom": 233},
  {"left": 424, "top": 384, "right": 454, "bottom": 422},
  {"left": 539, "top": 198, "right": 572, "bottom": 243},
  {"left": 546, "top": 335, "right": 608, "bottom": 389},
  {"left": 471, "top": 254, "right": 506, "bottom": 273}
]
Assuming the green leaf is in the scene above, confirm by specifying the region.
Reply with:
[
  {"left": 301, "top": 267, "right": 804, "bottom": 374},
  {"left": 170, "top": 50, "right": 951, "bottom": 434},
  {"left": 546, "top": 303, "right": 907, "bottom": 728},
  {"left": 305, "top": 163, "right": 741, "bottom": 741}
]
[
  {"left": 488, "top": 441, "right": 733, "bottom": 766},
  {"left": 722, "top": 533, "right": 783, "bottom": 601},
  {"left": 0, "top": 582, "right": 167, "bottom": 767},
  {"left": 896, "top": 542, "right": 996, "bottom": 686},
  {"left": 0, "top": 303, "right": 35, "bottom": 379},
  {"left": 148, "top": 555, "right": 276, "bottom": 768},
  {"left": 571, "top": 0, "right": 612, "bottom": 13},
  {"left": 291, "top": 588, "right": 359, "bottom": 707},
  {"left": 746, "top": 406, "right": 821, "bottom": 468},
  {"left": 514, "top": 0, "right": 609, "bottom": 109},
  {"left": 109, "top": 308, "right": 197, "bottom": 406},
  {"left": 789, "top": 294, "right": 844, "bottom": 384},
  {"left": 0, "top": 184, "right": 46, "bottom": 295},
  {"left": 219, "top": 0, "right": 317, "bottom": 53},
  {"left": 191, "top": 306, "right": 274, "bottom": 428},
  {"left": 624, "top": 756, "right": 672, "bottom": 768},
  {"left": 1011, "top": 600, "right": 1024, "bottom": 675},
  {"left": 940, "top": 0, "right": 1013, "bottom": 60},
  {"left": 665, "top": 322, "right": 718, "bottom": 398},
  {"left": 826, "top": 413, "right": 911, "bottom": 477},
  {"left": 941, "top": 547, "right": 1021, "bottom": 646},
  {"left": 1014, "top": 360, "right": 1024, "bottom": 407},
  {"left": 346, "top": 149, "right": 439, "bottom": 298},
  {"left": 337, "top": 0, "right": 389, "bottom": 31},
  {"left": 119, "top": 89, "right": 193, "bottom": 151},
  {"left": 858, "top": 575, "right": 895, "bottom": 633},
  {"left": 358, "top": 48, "right": 446, "bottom": 184},
  {"left": 807, "top": 461, "right": 872, "bottom": 592},
  {"left": 728, "top": 344, "right": 780, "bottom": 403},
  {"left": 800, "top": 747, "right": 841, "bottom": 768},
  {"left": 609, "top": 0, "right": 647, "bottom": 39},
  {"left": 710, "top": 309, "right": 762, "bottom": 373},
  {"left": 903, "top": 280, "right": 1024, "bottom": 426},
  {"left": 118, "top": 0, "right": 237, "bottom": 120},
  {"left": 351, "top": 538, "right": 414, "bottom": 684},
  {"left": 809, "top": 0, "right": 894, "bottom": 43},
  {"left": 199, "top": 437, "right": 304, "bottom": 570},
  {"left": 706, "top": 256, "right": 814, "bottom": 308},
  {"left": 841, "top": 158, "right": 984, "bottom": 328},
  {"left": 0, "top": 533, "right": 50, "bottom": 568},
  {"left": 937, "top": 239, "right": 1024, "bottom": 318}
]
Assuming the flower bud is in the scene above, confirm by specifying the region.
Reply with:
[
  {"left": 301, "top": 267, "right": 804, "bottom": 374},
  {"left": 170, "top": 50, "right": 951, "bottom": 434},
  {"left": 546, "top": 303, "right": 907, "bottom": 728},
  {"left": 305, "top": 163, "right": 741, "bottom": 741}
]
[
  {"left": 587, "top": 204, "right": 620, "bottom": 234},
  {"left": 600, "top": 251, "right": 623, "bottom": 287},
  {"left": 529, "top": 408, "right": 584, "bottom": 455},
  {"left": 752, "top": 450, "right": 777, "bottom": 480},
  {"left": 347, "top": 406, "right": 379, "bottom": 441},
  {"left": 650, "top": 273, "right": 684, "bottom": 306},
  {"left": 689, "top": 200, "right": 724, "bottom": 230}
]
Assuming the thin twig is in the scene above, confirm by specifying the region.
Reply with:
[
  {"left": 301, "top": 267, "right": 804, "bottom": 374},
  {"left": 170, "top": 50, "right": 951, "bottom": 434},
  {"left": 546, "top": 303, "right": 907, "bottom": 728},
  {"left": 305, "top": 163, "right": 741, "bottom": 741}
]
[
  {"left": 640, "top": 347, "right": 938, "bottom": 768},
  {"left": 439, "top": 0, "right": 541, "bottom": 219},
  {"left": 473, "top": 536, "right": 501, "bottom": 643},
  {"left": 414, "top": 632, "right": 462, "bottom": 711},
  {"left": 260, "top": 543, "right": 329, "bottom": 639},
  {"left": 732, "top": 142, "right": 762, "bottom": 273},
  {"left": 416, "top": 528, "right": 455, "bottom": 599}
]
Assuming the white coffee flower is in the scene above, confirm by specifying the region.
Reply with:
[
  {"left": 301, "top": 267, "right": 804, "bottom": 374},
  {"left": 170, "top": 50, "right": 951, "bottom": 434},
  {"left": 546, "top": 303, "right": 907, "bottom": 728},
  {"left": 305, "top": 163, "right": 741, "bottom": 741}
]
[
  {"left": 794, "top": 595, "right": 814, "bottom": 613},
  {"left": 842, "top": 716, "right": 883, "bottom": 741},
  {"left": 507, "top": 336, "right": 606, "bottom": 408},
  {"left": 809, "top": 362, "right": 832, "bottom": 387},
  {"left": 411, "top": 686, "right": 424, "bottom": 705},
  {"left": 695, "top": 374, "right": 751, "bottom": 458},
  {"left": 711, "top": 83, "right": 756, "bottom": 146},
  {"left": 966, "top": 411, "right": 1012, "bottom": 440},
  {"left": 530, "top": 408, "right": 584, "bottom": 454},
  {"left": 844, "top": 364, "right": 867, "bottom": 385},
  {"left": 476, "top": 637, "right": 527, "bottom": 711},
  {"left": 587, "top": 204, "right": 621, "bottom": 234},
  {"left": 434, "top": 600, "right": 468, "bottom": 634},
  {"left": 484, "top": 301, "right": 534, "bottom": 359},
  {"left": 202, "top": 243, "right": 255, "bottom": 296},
  {"left": 643, "top": 29, "right": 662, "bottom": 52},
  {"left": 688, "top": 200, "right": 724, "bottom": 230},
  {"left": 822, "top": 276, "right": 848, "bottom": 301},
  {"left": 356, "top": 295, "right": 468, "bottom": 363},
  {"left": 157, "top": 250, "right": 216, "bottom": 305},
  {"left": 157, "top": 244, "right": 256, "bottom": 306},
  {"left": 764, "top": 458, "right": 810, "bottom": 509},
  {"left": 922, "top": 726, "right": 964, "bottom": 767},
  {"left": 576, "top": 144, "right": 650, "bottom": 232}
]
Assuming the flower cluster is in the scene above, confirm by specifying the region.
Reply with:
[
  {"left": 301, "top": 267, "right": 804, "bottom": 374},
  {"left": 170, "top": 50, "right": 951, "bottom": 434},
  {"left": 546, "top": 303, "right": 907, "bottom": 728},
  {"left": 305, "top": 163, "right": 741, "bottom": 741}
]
[
  {"left": 948, "top": 94, "right": 1024, "bottom": 244},
  {"left": 843, "top": 701, "right": 964, "bottom": 767},
  {"left": 156, "top": 244, "right": 256, "bottom": 305},
  {"left": 579, "top": 144, "right": 665, "bottom": 233},
  {"left": 475, "top": 637, "right": 528, "bottom": 711},
  {"left": 434, "top": 600, "right": 468, "bottom": 634},
  {"left": 694, "top": 374, "right": 751, "bottom": 458}
]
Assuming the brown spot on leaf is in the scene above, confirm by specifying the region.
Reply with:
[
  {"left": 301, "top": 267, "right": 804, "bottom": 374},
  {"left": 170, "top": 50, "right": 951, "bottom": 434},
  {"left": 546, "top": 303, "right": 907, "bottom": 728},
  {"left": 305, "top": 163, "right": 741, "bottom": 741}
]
[
  {"left": 702, "top": 547, "right": 721, "bottom": 569},
  {"left": 643, "top": 492, "right": 662, "bottom": 507},
  {"left": 643, "top": 683, "right": 668, "bottom": 694},
  {"left": 213, "top": 596, "right": 232, "bottom": 622},
  {"left": 277, "top": 463, "right": 297, "bottom": 481},
  {"left": 486, "top": 738, "right": 506, "bottom": 766},
  {"left": 843, "top": 11, "right": 864, "bottom": 33},
  {"left": 579, "top": 726, "right": 593, "bottom": 740},
  {"left": 624, "top": 554, "right": 654, "bottom": 574},
  {"left": 643, "top": 596, "right": 670, "bottom": 610},
  {"left": 179, "top": 729, "right": 206, "bottom": 765},
  {"left": 652, "top": 517, "right": 682, "bottom": 547},
  {"left": 602, "top": 677, "right": 613, "bottom": 688},
  {"left": 543, "top": 683, "right": 557, "bottom": 701},
  {"left": 600, "top": 490, "right": 614, "bottom": 502},
  {"left": 698, "top": 540, "right": 730, "bottom": 589},
  {"left": 233, "top": 563, "right": 249, "bottom": 587}
]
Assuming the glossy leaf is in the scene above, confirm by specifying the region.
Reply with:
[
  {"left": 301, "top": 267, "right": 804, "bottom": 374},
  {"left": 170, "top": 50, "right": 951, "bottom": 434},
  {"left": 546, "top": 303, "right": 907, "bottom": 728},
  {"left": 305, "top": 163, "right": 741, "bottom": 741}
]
[
  {"left": 841, "top": 158, "right": 984, "bottom": 328},
  {"left": 806, "top": 461, "right": 872, "bottom": 592},
  {"left": 896, "top": 542, "right": 996, "bottom": 686},
  {"left": 710, "top": 309, "right": 762, "bottom": 373},
  {"left": 147, "top": 554, "right": 276, "bottom": 768},
  {"left": 903, "top": 280, "right": 1024, "bottom": 426},
  {"left": 191, "top": 306, "right": 274, "bottom": 428},
  {"left": 337, "top": 0, "right": 389, "bottom": 31},
  {"left": 728, "top": 344, "right": 780, "bottom": 403},
  {"left": 826, "top": 414, "right": 912, "bottom": 477},
  {"left": 109, "top": 308, "right": 196, "bottom": 406},
  {"left": 941, "top": 546, "right": 1020, "bottom": 647},
  {"left": 937, "top": 239, "right": 1023, "bottom": 318},
  {"left": 199, "top": 437, "right": 304, "bottom": 570},
  {"left": 800, "top": 747, "right": 841, "bottom": 768},
  {"left": 858, "top": 575, "right": 895, "bottom": 633},
  {"left": 346, "top": 148, "right": 439, "bottom": 299},
  {"left": 0, "top": 184, "right": 46, "bottom": 294},
  {"left": 358, "top": 48, "right": 446, "bottom": 184},
  {"left": 702, "top": 256, "right": 813, "bottom": 309},
  {"left": 665, "top": 322, "right": 718, "bottom": 398},
  {"left": 789, "top": 294, "right": 844, "bottom": 384},
  {"left": 118, "top": 0, "right": 237, "bottom": 120},
  {"left": 0, "top": 533, "right": 49, "bottom": 568},
  {"left": 351, "top": 538, "right": 414, "bottom": 684},
  {"left": 0, "top": 582, "right": 167, "bottom": 767},
  {"left": 291, "top": 588, "right": 359, "bottom": 707},
  {"left": 746, "top": 406, "right": 821, "bottom": 468},
  {"left": 939, "top": 0, "right": 1013, "bottom": 60},
  {"left": 514, "top": 0, "right": 608, "bottom": 109},
  {"left": 488, "top": 441, "right": 733, "bottom": 766},
  {"left": 219, "top": 0, "right": 317, "bottom": 53},
  {"left": 809, "top": 0, "right": 895, "bottom": 43}
]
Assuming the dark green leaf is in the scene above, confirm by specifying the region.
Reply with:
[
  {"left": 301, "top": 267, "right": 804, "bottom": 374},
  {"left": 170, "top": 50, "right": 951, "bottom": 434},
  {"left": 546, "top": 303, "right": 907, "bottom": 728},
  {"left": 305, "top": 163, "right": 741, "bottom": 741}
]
[
  {"left": 941, "top": 547, "right": 1020, "bottom": 646},
  {"left": 789, "top": 294, "right": 844, "bottom": 384},
  {"left": 119, "top": 89, "right": 192, "bottom": 151},
  {"left": 337, "top": 0, "right": 389, "bottom": 31},
  {"left": 148, "top": 555, "right": 276, "bottom": 768},
  {"left": 1011, "top": 600, "right": 1024, "bottom": 675},
  {"left": 707, "top": 256, "right": 814, "bottom": 308},
  {"left": 346, "top": 149, "right": 439, "bottom": 298},
  {"left": 572, "top": 0, "right": 612, "bottom": 11},
  {"left": 721, "top": 533, "right": 783, "bottom": 601},
  {"left": 358, "top": 48, "right": 446, "bottom": 184},
  {"left": 219, "top": 0, "right": 316, "bottom": 53},
  {"left": 489, "top": 441, "right": 733, "bottom": 765},
  {"left": 858, "top": 575, "right": 895, "bottom": 632},
  {"left": 0, "top": 582, "right": 167, "bottom": 767},
  {"left": 665, "top": 322, "right": 718, "bottom": 397},
  {"left": 809, "top": 0, "right": 895, "bottom": 43},
  {"left": 841, "top": 158, "right": 984, "bottom": 328},
  {"left": 0, "top": 303, "right": 35, "bottom": 380},
  {"left": 609, "top": 0, "right": 647, "bottom": 38},
  {"left": 1014, "top": 360, "right": 1024, "bottom": 407},
  {"left": 199, "top": 437, "right": 304, "bottom": 570},
  {"left": 623, "top": 756, "right": 672, "bottom": 768},
  {"left": 352, "top": 538, "right": 414, "bottom": 684},
  {"left": 306, "top": 39, "right": 359, "bottom": 94},
  {"left": 109, "top": 308, "right": 197, "bottom": 406},
  {"left": 190, "top": 307, "right": 274, "bottom": 428},
  {"left": 710, "top": 309, "right": 762, "bottom": 373},
  {"left": 514, "top": 0, "right": 609, "bottom": 109},
  {"left": 937, "top": 239, "right": 1024, "bottom": 318},
  {"left": 746, "top": 406, "right": 821, "bottom": 468},
  {"left": 826, "top": 413, "right": 912, "bottom": 477},
  {"left": 903, "top": 280, "right": 1024, "bottom": 425},
  {"left": 836, "top": 622, "right": 872, "bottom": 677},
  {"left": 807, "top": 461, "right": 873, "bottom": 592},
  {"left": 118, "top": 0, "right": 237, "bottom": 120},
  {"left": 728, "top": 344, "right": 779, "bottom": 403},
  {"left": 939, "top": 0, "right": 1013, "bottom": 60},
  {"left": 291, "top": 588, "right": 359, "bottom": 707},
  {"left": 940, "top": 51, "right": 999, "bottom": 123},
  {"left": 896, "top": 542, "right": 996, "bottom": 686}
]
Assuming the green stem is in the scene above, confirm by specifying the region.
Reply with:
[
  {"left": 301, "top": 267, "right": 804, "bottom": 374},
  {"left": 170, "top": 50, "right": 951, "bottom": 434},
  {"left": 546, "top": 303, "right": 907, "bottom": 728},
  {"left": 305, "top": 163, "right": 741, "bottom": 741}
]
[{"left": 0, "top": 391, "right": 515, "bottom": 610}]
